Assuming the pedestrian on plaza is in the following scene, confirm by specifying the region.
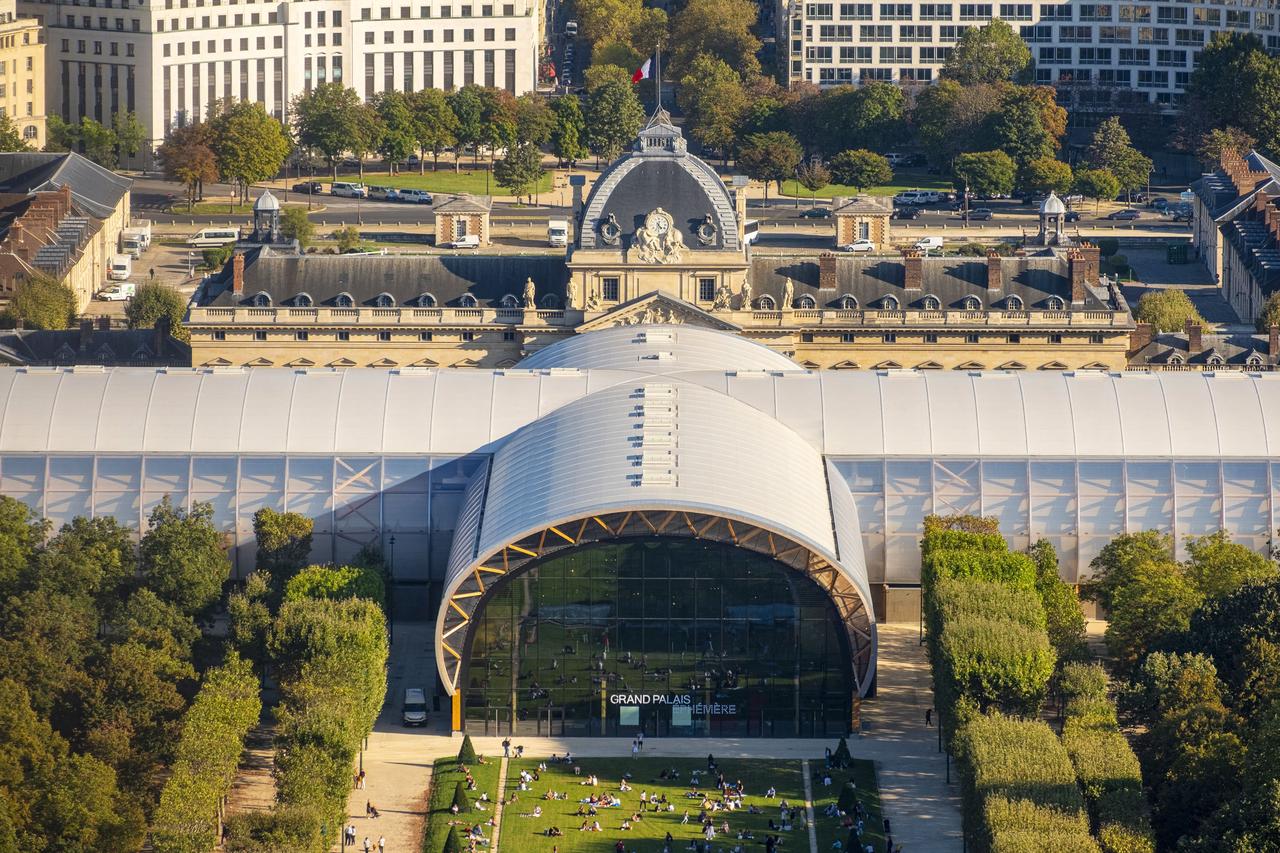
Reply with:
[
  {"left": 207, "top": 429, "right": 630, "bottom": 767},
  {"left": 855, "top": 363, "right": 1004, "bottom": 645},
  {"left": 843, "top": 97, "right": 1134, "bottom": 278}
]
[
  {"left": 349, "top": 824, "right": 358, "bottom": 846},
  {"left": 638, "top": 730, "right": 644, "bottom": 750},
  {"left": 925, "top": 708, "right": 933, "bottom": 727},
  {"left": 363, "top": 838, "right": 371, "bottom": 853},
  {"left": 378, "top": 835, "right": 385, "bottom": 852},
  {"left": 883, "top": 817, "right": 891, "bottom": 834},
  {"left": 358, "top": 769, "right": 366, "bottom": 789},
  {"left": 707, "top": 753, "right": 716, "bottom": 771},
  {"left": 366, "top": 801, "right": 373, "bottom": 818},
  {"left": 502, "top": 738, "right": 511, "bottom": 758},
  {"left": 632, "top": 741, "right": 639, "bottom": 758}
]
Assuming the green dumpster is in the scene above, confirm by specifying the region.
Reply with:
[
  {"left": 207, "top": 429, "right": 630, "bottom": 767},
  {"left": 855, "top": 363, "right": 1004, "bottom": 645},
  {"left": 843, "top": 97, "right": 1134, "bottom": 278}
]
[{"left": 1167, "top": 243, "right": 1189, "bottom": 264}]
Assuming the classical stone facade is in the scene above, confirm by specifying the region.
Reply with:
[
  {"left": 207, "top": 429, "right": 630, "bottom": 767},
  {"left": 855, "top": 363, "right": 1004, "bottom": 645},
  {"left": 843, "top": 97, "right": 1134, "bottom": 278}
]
[
  {"left": 833, "top": 195, "right": 891, "bottom": 247},
  {"left": 433, "top": 194, "right": 491, "bottom": 246},
  {"left": 186, "top": 113, "right": 1133, "bottom": 370}
]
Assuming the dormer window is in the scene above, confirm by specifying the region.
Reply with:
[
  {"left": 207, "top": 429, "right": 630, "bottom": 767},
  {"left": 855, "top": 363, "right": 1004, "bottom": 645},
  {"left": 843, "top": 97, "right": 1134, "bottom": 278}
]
[
  {"left": 374, "top": 292, "right": 395, "bottom": 307},
  {"left": 1005, "top": 295, "right": 1024, "bottom": 311},
  {"left": 962, "top": 296, "right": 981, "bottom": 310},
  {"left": 335, "top": 292, "right": 354, "bottom": 308},
  {"left": 756, "top": 295, "right": 776, "bottom": 310},
  {"left": 1207, "top": 354, "right": 1224, "bottom": 366},
  {"left": 416, "top": 293, "right": 437, "bottom": 308},
  {"left": 1046, "top": 296, "right": 1065, "bottom": 310},
  {"left": 797, "top": 294, "right": 816, "bottom": 309},
  {"left": 1247, "top": 354, "right": 1263, "bottom": 367},
  {"left": 1169, "top": 354, "right": 1185, "bottom": 365},
  {"left": 838, "top": 294, "right": 857, "bottom": 310},
  {"left": 459, "top": 293, "right": 478, "bottom": 308},
  {"left": 251, "top": 291, "right": 271, "bottom": 307},
  {"left": 881, "top": 295, "right": 900, "bottom": 310},
  {"left": 921, "top": 295, "right": 940, "bottom": 310},
  {"left": 500, "top": 294, "right": 519, "bottom": 308},
  {"left": 294, "top": 292, "right": 313, "bottom": 307}
]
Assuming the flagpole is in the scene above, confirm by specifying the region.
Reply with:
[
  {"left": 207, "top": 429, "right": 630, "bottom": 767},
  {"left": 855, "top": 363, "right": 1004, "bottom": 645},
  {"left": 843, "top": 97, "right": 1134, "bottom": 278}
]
[{"left": 655, "top": 44, "right": 661, "bottom": 110}]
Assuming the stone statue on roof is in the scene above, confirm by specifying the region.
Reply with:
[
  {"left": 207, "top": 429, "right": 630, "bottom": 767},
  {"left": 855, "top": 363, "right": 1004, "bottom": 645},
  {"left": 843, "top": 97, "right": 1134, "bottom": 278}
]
[
  {"left": 566, "top": 279, "right": 578, "bottom": 310},
  {"left": 740, "top": 279, "right": 753, "bottom": 310},
  {"left": 712, "top": 282, "right": 733, "bottom": 312},
  {"left": 523, "top": 277, "right": 536, "bottom": 308},
  {"left": 782, "top": 278, "right": 794, "bottom": 310}
]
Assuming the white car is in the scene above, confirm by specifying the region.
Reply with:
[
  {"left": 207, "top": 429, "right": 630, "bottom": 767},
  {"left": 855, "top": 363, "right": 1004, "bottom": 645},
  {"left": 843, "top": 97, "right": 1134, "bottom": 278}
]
[
  {"left": 443, "top": 234, "right": 481, "bottom": 249},
  {"left": 838, "top": 239, "right": 876, "bottom": 253},
  {"left": 914, "top": 236, "right": 945, "bottom": 252}
]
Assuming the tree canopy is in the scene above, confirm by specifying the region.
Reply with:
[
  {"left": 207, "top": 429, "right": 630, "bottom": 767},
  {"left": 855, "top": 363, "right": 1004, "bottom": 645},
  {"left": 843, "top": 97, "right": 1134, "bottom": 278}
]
[
  {"left": 291, "top": 83, "right": 364, "bottom": 179},
  {"left": 736, "top": 132, "right": 803, "bottom": 201},
  {"left": 1134, "top": 289, "right": 1206, "bottom": 332},
  {"left": 3, "top": 274, "right": 77, "bottom": 330},
  {"left": 942, "top": 19, "right": 1032, "bottom": 85},
  {"left": 828, "top": 149, "right": 892, "bottom": 192},
  {"left": 125, "top": 282, "right": 189, "bottom": 342}
]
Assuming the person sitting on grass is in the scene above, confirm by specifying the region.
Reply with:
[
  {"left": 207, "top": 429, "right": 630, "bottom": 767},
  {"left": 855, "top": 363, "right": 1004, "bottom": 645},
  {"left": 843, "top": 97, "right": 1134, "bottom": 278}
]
[
  {"left": 631, "top": 812, "right": 643, "bottom": 823},
  {"left": 766, "top": 786, "right": 777, "bottom": 799},
  {"left": 621, "top": 819, "right": 633, "bottom": 831},
  {"left": 531, "top": 806, "right": 542, "bottom": 818},
  {"left": 619, "top": 779, "right": 631, "bottom": 791},
  {"left": 579, "top": 820, "right": 592, "bottom": 832},
  {"left": 546, "top": 827, "right": 563, "bottom": 837}
]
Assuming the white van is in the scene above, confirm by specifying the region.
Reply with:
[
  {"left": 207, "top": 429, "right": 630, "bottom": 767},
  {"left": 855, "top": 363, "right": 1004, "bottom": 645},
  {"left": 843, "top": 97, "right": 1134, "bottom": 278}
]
[
  {"left": 402, "top": 688, "right": 428, "bottom": 726},
  {"left": 743, "top": 219, "right": 760, "bottom": 246},
  {"left": 98, "top": 282, "right": 136, "bottom": 301},
  {"left": 331, "top": 182, "right": 368, "bottom": 198},
  {"left": 443, "top": 234, "right": 481, "bottom": 249},
  {"left": 108, "top": 254, "right": 132, "bottom": 281},
  {"left": 547, "top": 218, "right": 569, "bottom": 247},
  {"left": 187, "top": 227, "right": 239, "bottom": 248}
]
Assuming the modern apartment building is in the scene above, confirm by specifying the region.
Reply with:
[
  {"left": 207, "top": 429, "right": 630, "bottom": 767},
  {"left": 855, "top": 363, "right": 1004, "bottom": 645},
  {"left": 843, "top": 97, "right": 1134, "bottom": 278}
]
[
  {"left": 17, "top": 0, "right": 545, "bottom": 163},
  {"left": 0, "top": 0, "right": 45, "bottom": 148},
  {"left": 780, "top": 0, "right": 1280, "bottom": 109}
]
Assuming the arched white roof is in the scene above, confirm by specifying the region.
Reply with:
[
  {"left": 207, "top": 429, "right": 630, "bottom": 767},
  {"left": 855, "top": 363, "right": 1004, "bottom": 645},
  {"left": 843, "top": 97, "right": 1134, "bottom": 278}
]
[
  {"left": 1040, "top": 192, "right": 1066, "bottom": 215},
  {"left": 2, "top": 360, "right": 1280, "bottom": 458},
  {"left": 517, "top": 324, "right": 801, "bottom": 374},
  {"left": 254, "top": 190, "right": 280, "bottom": 212}
]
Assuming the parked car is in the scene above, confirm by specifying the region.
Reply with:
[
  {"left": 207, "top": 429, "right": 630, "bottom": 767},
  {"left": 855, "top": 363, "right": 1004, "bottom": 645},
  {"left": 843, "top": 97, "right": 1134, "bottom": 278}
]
[
  {"left": 368, "top": 186, "right": 401, "bottom": 201},
  {"left": 914, "top": 235, "right": 945, "bottom": 252},
  {"left": 884, "top": 152, "right": 907, "bottom": 167},
  {"left": 398, "top": 189, "right": 433, "bottom": 204},
  {"left": 962, "top": 208, "right": 993, "bottom": 221},
  {"left": 892, "top": 206, "right": 921, "bottom": 220},
  {"left": 1064, "top": 210, "right": 1081, "bottom": 222},
  {"left": 1170, "top": 209, "right": 1193, "bottom": 223},
  {"left": 331, "top": 182, "right": 367, "bottom": 198},
  {"left": 443, "top": 234, "right": 481, "bottom": 249},
  {"left": 1063, "top": 193, "right": 1084, "bottom": 205},
  {"left": 1151, "top": 197, "right": 1169, "bottom": 211},
  {"left": 800, "top": 207, "right": 832, "bottom": 219},
  {"left": 292, "top": 181, "right": 324, "bottom": 194},
  {"left": 565, "top": 19, "right": 578, "bottom": 35},
  {"left": 1107, "top": 209, "right": 1141, "bottom": 220},
  {"left": 401, "top": 688, "right": 428, "bottom": 727},
  {"left": 837, "top": 239, "right": 876, "bottom": 253},
  {"left": 98, "top": 282, "right": 136, "bottom": 301}
]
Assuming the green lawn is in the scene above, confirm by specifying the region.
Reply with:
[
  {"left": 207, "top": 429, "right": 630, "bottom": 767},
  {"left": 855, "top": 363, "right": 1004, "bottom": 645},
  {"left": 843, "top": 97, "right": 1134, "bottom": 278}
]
[
  {"left": 184, "top": 200, "right": 317, "bottom": 215},
  {"left": 811, "top": 759, "right": 888, "bottom": 853},
  {"left": 779, "top": 171, "right": 953, "bottom": 199},
  {"left": 422, "top": 754, "right": 503, "bottom": 853},
  {"left": 314, "top": 169, "right": 553, "bottom": 196}
]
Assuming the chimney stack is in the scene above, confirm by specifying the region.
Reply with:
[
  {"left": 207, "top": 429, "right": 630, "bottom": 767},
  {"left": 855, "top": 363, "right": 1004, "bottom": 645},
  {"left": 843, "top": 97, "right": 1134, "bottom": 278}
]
[
  {"left": 96, "top": 316, "right": 110, "bottom": 330},
  {"left": 1069, "top": 251, "right": 1088, "bottom": 305},
  {"left": 819, "top": 252, "right": 838, "bottom": 291},
  {"left": 154, "top": 314, "right": 171, "bottom": 356},
  {"left": 1270, "top": 324, "right": 1278, "bottom": 364},
  {"left": 232, "top": 252, "right": 245, "bottom": 295},
  {"left": 1185, "top": 319, "right": 1203, "bottom": 353},
  {"left": 902, "top": 249, "right": 922, "bottom": 291},
  {"left": 79, "top": 318, "right": 93, "bottom": 353},
  {"left": 1130, "top": 322, "right": 1154, "bottom": 353},
  {"left": 986, "top": 252, "right": 1003, "bottom": 291}
]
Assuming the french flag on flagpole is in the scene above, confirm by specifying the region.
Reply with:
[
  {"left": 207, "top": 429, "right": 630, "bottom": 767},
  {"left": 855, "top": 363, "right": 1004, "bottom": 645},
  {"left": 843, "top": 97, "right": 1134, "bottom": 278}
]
[{"left": 631, "top": 56, "right": 653, "bottom": 84}]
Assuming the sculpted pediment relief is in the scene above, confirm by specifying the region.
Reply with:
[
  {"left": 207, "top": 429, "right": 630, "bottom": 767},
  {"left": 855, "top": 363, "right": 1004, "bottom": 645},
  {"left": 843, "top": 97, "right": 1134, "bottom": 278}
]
[{"left": 576, "top": 292, "right": 741, "bottom": 333}]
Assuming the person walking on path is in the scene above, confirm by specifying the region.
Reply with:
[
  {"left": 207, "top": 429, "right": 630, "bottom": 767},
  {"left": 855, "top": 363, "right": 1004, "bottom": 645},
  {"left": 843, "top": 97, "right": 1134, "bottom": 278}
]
[
  {"left": 638, "top": 730, "right": 644, "bottom": 750},
  {"left": 925, "top": 708, "right": 933, "bottom": 727},
  {"left": 363, "top": 838, "right": 371, "bottom": 853},
  {"left": 502, "top": 738, "right": 511, "bottom": 758},
  {"left": 631, "top": 740, "right": 639, "bottom": 758},
  {"left": 378, "top": 835, "right": 385, "bottom": 852}
]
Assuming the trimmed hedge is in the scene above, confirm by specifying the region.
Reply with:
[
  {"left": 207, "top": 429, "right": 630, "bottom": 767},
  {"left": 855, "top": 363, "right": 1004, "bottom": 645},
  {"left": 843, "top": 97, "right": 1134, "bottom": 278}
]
[
  {"left": 926, "top": 577, "right": 1048, "bottom": 640},
  {"left": 283, "top": 563, "right": 387, "bottom": 610},
  {"left": 957, "top": 714, "right": 1098, "bottom": 853},
  {"left": 937, "top": 616, "right": 1055, "bottom": 718},
  {"left": 151, "top": 652, "right": 262, "bottom": 853},
  {"left": 924, "top": 548, "right": 1038, "bottom": 591}
]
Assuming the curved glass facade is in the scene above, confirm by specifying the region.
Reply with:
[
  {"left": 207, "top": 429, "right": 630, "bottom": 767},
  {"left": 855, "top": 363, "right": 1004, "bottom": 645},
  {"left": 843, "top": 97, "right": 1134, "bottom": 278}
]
[{"left": 461, "top": 538, "right": 853, "bottom": 737}]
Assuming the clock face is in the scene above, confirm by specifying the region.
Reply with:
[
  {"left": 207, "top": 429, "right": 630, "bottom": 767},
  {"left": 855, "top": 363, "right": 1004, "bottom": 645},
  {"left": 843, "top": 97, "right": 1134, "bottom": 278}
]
[{"left": 651, "top": 214, "right": 670, "bottom": 236}]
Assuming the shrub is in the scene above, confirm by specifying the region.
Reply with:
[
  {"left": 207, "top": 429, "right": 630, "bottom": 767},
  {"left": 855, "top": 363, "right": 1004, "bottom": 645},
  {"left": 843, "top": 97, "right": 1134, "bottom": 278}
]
[
  {"left": 955, "top": 242, "right": 991, "bottom": 257},
  {"left": 125, "top": 282, "right": 190, "bottom": 341},
  {"left": 938, "top": 615, "right": 1055, "bottom": 718},
  {"left": 923, "top": 514, "right": 1003, "bottom": 537},
  {"left": 924, "top": 549, "right": 1037, "bottom": 591},
  {"left": 1059, "top": 663, "right": 1108, "bottom": 705},
  {"left": 926, "top": 577, "right": 1047, "bottom": 642},
  {"left": 202, "top": 244, "right": 234, "bottom": 269},
  {"left": 284, "top": 563, "right": 386, "bottom": 610},
  {"left": 837, "top": 781, "right": 858, "bottom": 814},
  {"left": 224, "top": 808, "right": 322, "bottom": 852},
  {"left": 451, "top": 781, "right": 471, "bottom": 813},
  {"left": 457, "top": 734, "right": 477, "bottom": 764},
  {"left": 442, "top": 826, "right": 465, "bottom": 853}
]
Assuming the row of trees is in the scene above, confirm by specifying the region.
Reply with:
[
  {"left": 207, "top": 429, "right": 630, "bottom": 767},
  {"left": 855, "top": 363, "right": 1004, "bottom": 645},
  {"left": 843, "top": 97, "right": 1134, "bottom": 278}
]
[
  {"left": 0, "top": 497, "right": 232, "bottom": 848},
  {"left": 47, "top": 111, "right": 147, "bottom": 168}
]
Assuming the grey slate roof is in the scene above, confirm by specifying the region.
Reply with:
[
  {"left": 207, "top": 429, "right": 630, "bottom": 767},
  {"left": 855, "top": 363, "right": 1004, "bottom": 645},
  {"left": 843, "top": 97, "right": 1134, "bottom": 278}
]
[
  {"left": 0, "top": 327, "right": 190, "bottom": 366},
  {"left": 1193, "top": 150, "right": 1280, "bottom": 221},
  {"left": 1130, "top": 331, "right": 1275, "bottom": 367},
  {"left": 433, "top": 194, "right": 492, "bottom": 213},
  {"left": 748, "top": 253, "right": 1109, "bottom": 310},
  {"left": 196, "top": 246, "right": 571, "bottom": 307},
  {"left": 0, "top": 152, "right": 131, "bottom": 219}
]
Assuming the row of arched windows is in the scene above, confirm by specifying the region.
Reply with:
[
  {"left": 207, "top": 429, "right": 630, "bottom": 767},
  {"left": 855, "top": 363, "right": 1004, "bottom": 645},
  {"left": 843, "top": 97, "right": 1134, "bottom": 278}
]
[
  {"left": 755, "top": 293, "right": 1063, "bottom": 311},
  {"left": 251, "top": 292, "right": 564, "bottom": 309}
]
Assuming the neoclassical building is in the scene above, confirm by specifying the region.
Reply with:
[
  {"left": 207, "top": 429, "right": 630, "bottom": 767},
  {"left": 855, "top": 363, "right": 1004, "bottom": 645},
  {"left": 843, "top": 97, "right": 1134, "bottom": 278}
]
[{"left": 187, "top": 114, "right": 1133, "bottom": 371}]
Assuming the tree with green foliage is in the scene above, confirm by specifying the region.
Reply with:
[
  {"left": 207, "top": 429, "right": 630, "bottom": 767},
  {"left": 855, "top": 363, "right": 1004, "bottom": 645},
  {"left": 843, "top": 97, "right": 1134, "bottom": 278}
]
[
  {"left": 804, "top": 82, "right": 907, "bottom": 157},
  {"left": 989, "top": 89, "right": 1058, "bottom": 170},
  {"left": 1085, "top": 117, "right": 1153, "bottom": 197},
  {"left": 833, "top": 736, "right": 851, "bottom": 765},
  {"left": 4, "top": 273, "right": 76, "bottom": 330},
  {"left": 228, "top": 571, "right": 273, "bottom": 670},
  {"left": 279, "top": 206, "right": 315, "bottom": 250},
  {"left": 1184, "top": 33, "right": 1280, "bottom": 155},
  {"left": 1021, "top": 157, "right": 1073, "bottom": 195},
  {"left": 474, "top": 88, "right": 518, "bottom": 175},
  {"left": 513, "top": 92, "right": 555, "bottom": 147},
  {"left": 125, "top": 282, "right": 189, "bottom": 342},
  {"left": 737, "top": 131, "right": 803, "bottom": 202},
  {"left": 669, "top": 0, "right": 761, "bottom": 77},
  {"left": 112, "top": 111, "right": 147, "bottom": 165},
  {"left": 0, "top": 112, "right": 29, "bottom": 152},
  {"left": 1073, "top": 168, "right": 1120, "bottom": 213},
  {"left": 409, "top": 88, "right": 459, "bottom": 173},
  {"left": 346, "top": 101, "right": 384, "bottom": 180},
  {"left": 252, "top": 508, "right": 313, "bottom": 584},
  {"left": 157, "top": 123, "right": 219, "bottom": 212},
  {"left": 585, "top": 78, "right": 644, "bottom": 164},
  {"left": 291, "top": 83, "right": 364, "bottom": 180},
  {"left": 79, "top": 117, "right": 120, "bottom": 167},
  {"left": 1084, "top": 531, "right": 1173, "bottom": 613},
  {"left": 1189, "top": 578, "right": 1280, "bottom": 695},
  {"left": 952, "top": 149, "right": 1016, "bottom": 199},
  {"left": 208, "top": 101, "right": 291, "bottom": 206},
  {"left": 909, "top": 79, "right": 1000, "bottom": 168},
  {"left": 550, "top": 95, "right": 587, "bottom": 167},
  {"left": 1196, "top": 126, "right": 1256, "bottom": 166},
  {"left": 138, "top": 498, "right": 230, "bottom": 617},
  {"left": 452, "top": 781, "right": 471, "bottom": 814},
  {"left": 678, "top": 54, "right": 748, "bottom": 164},
  {"left": 1134, "top": 289, "right": 1206, "bottom": 332},
  {"left": 494, "top": 142, "right": 546, "bottom": 204},
  {"left": 836, "top": 781, "right": 858, "bottom": 814},
  {"left": 1029, "top": 540, "right": 1086, "bottom": 662},
  {"left": 372, "top": 91, "right": 417, "bottom": 173},
  {"left": 458, "top": 734, "right": 478, "bottom": 763},
  {"left": 0, "top": 496, "right": 47, "bottom": 599},
  {"left": 45, "top": 115, "right": 78, "bottom": 152},
  {"left": 1107, "top": 559, "right": 1203, "bottom": 674},
  {"left": 577, "top": 0, "right": 643, "bottom": 48},
  {"left": 828, "top": 149, "right": 892, "bottom": 193},
  {"left": 284, "top": 564, "right": 386, "bottom": 609},
  {"left": 943, "top": 19, "right": 1032, "bottom": 85},
  {"left": 447, "top": 85, "right": 486, "bottom": 170},
  {"left": 795, "top": 160, "right": 831, "bottom": 206},
  {"left": 1183, "top": 530, "right": 1277, "bottom": 599},
  {"left": 335, "top": 225, "right": 365, "bottom": 253},
  {"left": 443, "top": 825, "right": 466, "bottom": 853},
  {"left": 1255, "top": 291, "right": 1280, "bottom": 333}
]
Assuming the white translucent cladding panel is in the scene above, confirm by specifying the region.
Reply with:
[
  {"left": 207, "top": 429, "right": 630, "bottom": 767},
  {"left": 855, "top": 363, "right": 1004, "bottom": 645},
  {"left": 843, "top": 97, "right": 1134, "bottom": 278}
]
[
  {"left": 879, "top": 374, "right": 932, "bottom": 455},
  {"left": 1, "top": 455, "right": 44, "bottom": 491},
  {"left": 1126, "top": 460, "right": 1173, "bottom": 533},
  {"left": 724, "top": 372, "right": 777, "bottom": 422},
  {"left": 972, "top": 375, "right": 1027, "bottom": 456},
  {"left": 924, "top": 374, "right": 979, "bottom": 455},
  {"left": 1065, "top": 375, "right": 1124, "bottom": 456},
  {"left": 1222, "top": 460, "right": 1269, "bottom": 541},
  {"left": 825, "top": 459, "right": 873, "bottom": 606},
  {"left": 1114, "top": 374, "right": 1172, "bottom": 456},
  {"left": 287, "top": 456, "right": 333, "bottom": 493},
  {"left": 240, "top": 456, "right": 286, "bottom": 492},
  {"left": 820, "top": 372, "right": 884, "bottom": 454},
  {"left": 1077, "top": 461, "right": 1125, "bottom": 575},
  {"left": 535, "top": 371, "right": 591, "bottom": 418},
  {"left": 192, "top": 456, "right": 237, "bottom": 491},
  {"left": 1207, "top": 377, "right": 1269, "bottom": 456},
  {"left": 48, "top": 455, "right": 93, "bottom": 490},
  {"left": 238, "top": 371, "right": 297, "bottom": 453},
  {"left": 46, "top": 371, "right": 110, "bottom": 450},
  {"left": 94, "top": 372, "right": 156, "bottom": 452},
  {"left": 286, "top": 371, "right": 344, "bottom": 452},
  {"left": 286, "top": 491, "right": 334, "bottom": 532},
  {"left": 488, "top": 372, "right": 544, "bottom": 442},
  {"left": 190, "top": 372, "right": 252, "bottom": 452},
  {"left": 429, "top": 371, "right": 495, "bottom": 453},
  {"left": 96, "top": 456, "right": 142, "bottom": 491},
  {"left": 1020, "top": 374, "right": 1076, "bottom": 457},
  {"left": 143, "top": 372, "right": 204, "bottom": 452},
  {"left": 334, "top": 371, "right": 392, "bottom": 452},
  {"left": 1174, "top": 460, "right": 1223, "bottom": 545},
  {"left": 1160, "top": 374, "right": 1220, "bottom": 456},
  {"left": 382, "top": 371, "right": 437, "bottom": 453},
  {"left": 772, "top": 373, "right": 825, "bottom": 448},
  {"left": 1259, "top": 378, "right": 1280, "bottom": 452},
  {"left": 95, "top": 490, "right": 141, "bottom": 527},
  {"left": 981, "top": 460, "right": 1030, "bottom": 537}
]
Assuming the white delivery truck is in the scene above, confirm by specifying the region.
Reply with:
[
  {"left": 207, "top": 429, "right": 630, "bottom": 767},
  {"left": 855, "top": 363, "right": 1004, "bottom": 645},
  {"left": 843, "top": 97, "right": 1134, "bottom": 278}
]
[
  {"left": 98, "top": 282, "right": 136, "bottom": 301},
  {"left": 108, "top": 254, "right": 133, "bottom": 281},
  {"left": 120, "top": 220, "right": 152, "bottom": 258},
  {"left": 547, "top": 218, "right": 569, "bottom": 247}
]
